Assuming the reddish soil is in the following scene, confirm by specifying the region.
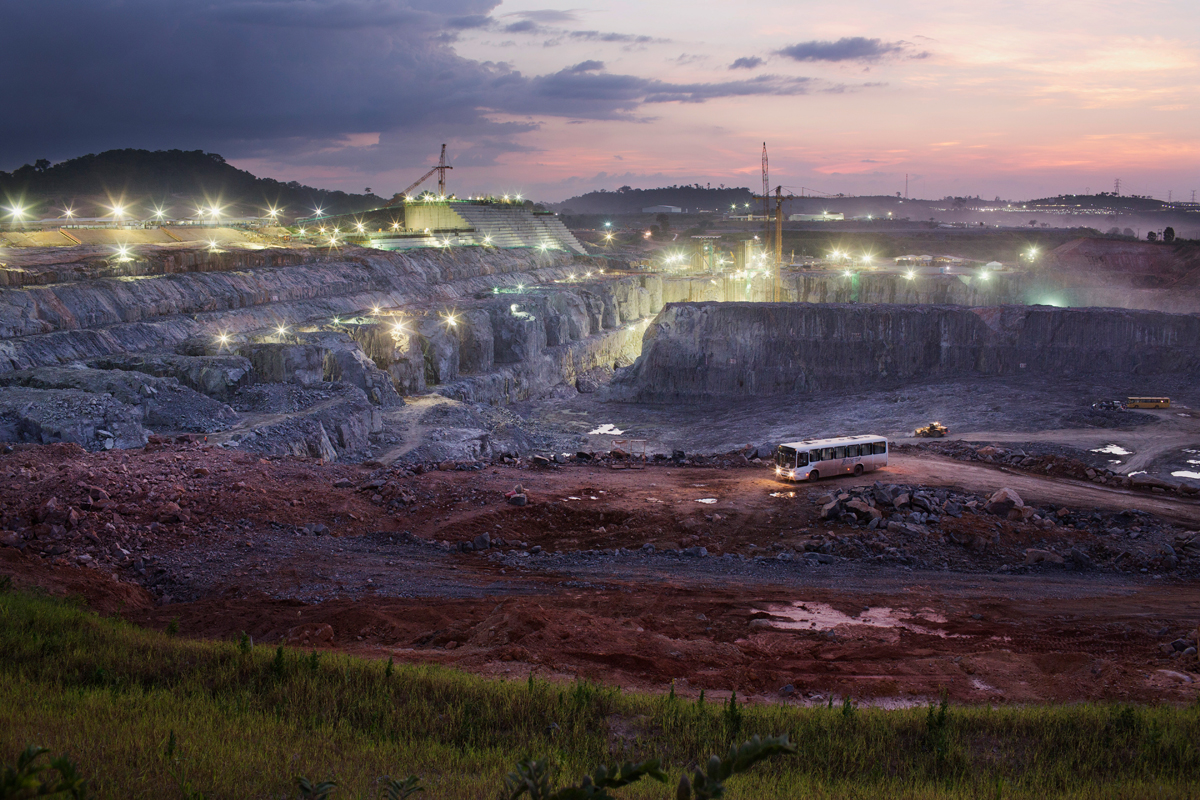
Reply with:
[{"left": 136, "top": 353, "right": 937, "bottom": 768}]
[{"left": 3, "top": 442, "right": 1199, "bottom": 706}]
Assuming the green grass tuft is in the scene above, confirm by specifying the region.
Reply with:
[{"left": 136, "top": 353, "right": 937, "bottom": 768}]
[{"left": 1, "top": 589, "right": 1199, "bottom": 798}]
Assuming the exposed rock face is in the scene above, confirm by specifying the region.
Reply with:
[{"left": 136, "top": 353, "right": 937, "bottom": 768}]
[
  {"left": 89, "top": 353, "right": 253, "bottom": 399},
  {"left": 0, "top": 366, "right": 237, "bottom": 433},
  {"left": 0, "top": 387, "right": 148, "bottom": 449},
  {"left": 614, "top": 302, "right": 1200, "bottom": 403},
  {"left": 0, "top": 247, "right": 583, "bottom": 372},
  {"left": 238, "top": 344, "right": 327, "bottom": 387},
  {"left": 321, "top": 345, "right": 403, "bottom": 408}
]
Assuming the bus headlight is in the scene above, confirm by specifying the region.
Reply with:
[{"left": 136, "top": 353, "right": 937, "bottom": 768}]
[{"left": 774, "top": 466, "right": 782, "bottom": 476}]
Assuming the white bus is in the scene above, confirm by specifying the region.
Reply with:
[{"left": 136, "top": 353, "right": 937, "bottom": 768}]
[{"left": 774, "top": 435, "right": 889, "bottom": 482}]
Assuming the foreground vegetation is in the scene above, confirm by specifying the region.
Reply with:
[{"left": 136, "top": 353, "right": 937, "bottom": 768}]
[{"left": 1, "top": 587, "right": 1198, "bottom": 799}]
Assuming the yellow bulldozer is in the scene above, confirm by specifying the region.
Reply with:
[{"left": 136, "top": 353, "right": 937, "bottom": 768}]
[{"left": 914, "top": 421, "right": 949, "bottom": 438}]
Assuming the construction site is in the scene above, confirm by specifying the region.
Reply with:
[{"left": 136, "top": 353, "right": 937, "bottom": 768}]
[{"left": 4, "top": 145, "right": 1200, "bottom": 716}]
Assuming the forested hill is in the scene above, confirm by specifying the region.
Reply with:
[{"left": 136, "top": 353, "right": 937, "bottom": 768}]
[
  {"left": 553, "top": 185, "right": 756, "bottom": 214},
  {"left": 0, "top": 149, "right": 383, "bottom": 218}
]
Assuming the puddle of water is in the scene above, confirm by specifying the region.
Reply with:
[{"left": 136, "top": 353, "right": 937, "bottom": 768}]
[
  {"left": 1188, "top": 460, "right": 1200, "bottom": 466},
  {"left": 757, "top": 602, "right": 963, "bottom": 638},
  {"left": 770, "top": 491, "right": 796, "bottom": 498},
  {"left": 696, "top": 498, "right": 718, "bottom": 504},
  {"left": 1128, "top": 470, "right": 1147, "bottom": 477},
  {"left": 1091, "top": 444, "right": 1131, "bottom": 455},
  {"left": 1184, "top": 449, "right": 1200, "bottom": 455},
  {"left": 1171, "top": 471, "right": 1200, "bottom": 480},
  {"left": 588, "top": 423, "right": 624, "bottom": 435}
]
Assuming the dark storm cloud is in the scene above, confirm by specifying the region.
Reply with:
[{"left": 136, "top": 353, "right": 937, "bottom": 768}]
[
  {"left": 729, "top": 56, "right": 763, "bottom": 70},
  {"left": 566, "top": 61, "right": 606, "bottom": 73},
  {"left": 567, "top": 30, "right": 663, "bottom": 44},
  {"left": 507, "top": 9, "right": 579, "bottom": 23},
  {"left": 776, "top": 37, "right": 920, "bottom": 62},
  {"left": 503, "top": 19, "right": 541, "bottom": 33},
  {"left": 0, "top": 0, "right": 845, "bottom": 173},
  {"left": 518, "top": 67, "right": 819, "bottom": 113},
  {"left": 447, "top": 14, "right": 491, "bottom": 28}
]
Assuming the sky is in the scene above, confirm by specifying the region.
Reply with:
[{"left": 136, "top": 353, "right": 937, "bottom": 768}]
[{"left": 1, "top": 0, "right": 1198, "bottom": 202}]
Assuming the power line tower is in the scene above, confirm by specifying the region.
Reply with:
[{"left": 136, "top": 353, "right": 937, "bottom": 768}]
[{"left": 1114, "top": 178, "right": 1121, "bottom": 196}]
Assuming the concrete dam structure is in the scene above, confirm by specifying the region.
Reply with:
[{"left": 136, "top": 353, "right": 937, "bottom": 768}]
[{"left": 613, "top": 302, "right": 1200, "bottom": 403}]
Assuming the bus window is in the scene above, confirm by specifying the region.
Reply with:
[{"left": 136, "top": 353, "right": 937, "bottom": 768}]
[
  {"left": 873, "top": 441, "right": 887, "bottom": 455},
  {"left": 797, "top": 451, "right": 809, "bottom": 466},
  {"left": 834, "top": 446, "right": 846, "bottom": 459}
]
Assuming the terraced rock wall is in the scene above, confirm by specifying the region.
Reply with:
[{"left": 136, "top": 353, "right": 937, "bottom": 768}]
[
  {"left": 614, "top": 302, "right": 1200, "bottom": 403},
  {"left": 0, "top": 247, "right": 585, "bottom": 373}
]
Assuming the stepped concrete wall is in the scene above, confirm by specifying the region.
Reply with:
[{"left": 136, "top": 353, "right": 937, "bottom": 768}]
[{"left": 614, "top": 302, "right": 1200, "bottom": 403}]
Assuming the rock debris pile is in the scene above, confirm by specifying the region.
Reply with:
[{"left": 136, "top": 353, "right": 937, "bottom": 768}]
[
  {"left": 806, "top": 481, "right": 1192, "bottom": 576},
  {"left": 900, "top": 440, "right": 1200, "bottom": 496}
]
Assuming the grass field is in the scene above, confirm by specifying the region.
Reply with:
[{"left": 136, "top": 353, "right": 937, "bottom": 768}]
[{"left": 2, "top": 586, "right": 1198, "bottom": 799}]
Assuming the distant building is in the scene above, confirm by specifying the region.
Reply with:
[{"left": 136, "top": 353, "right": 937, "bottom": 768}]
[
  {"left": 788, "top": 212, "right": 844, "bottom": 222},
  {"left": 643, "top": 205, "right": 682, "bottom": 213}
]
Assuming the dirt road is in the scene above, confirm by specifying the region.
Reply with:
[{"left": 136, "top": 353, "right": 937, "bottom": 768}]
[
  {"left": 887, "top": 453, "right": 1200, "bottom": 526},
  {"left": 3, "top": 441, "right": 1199, "bottom": 707}
]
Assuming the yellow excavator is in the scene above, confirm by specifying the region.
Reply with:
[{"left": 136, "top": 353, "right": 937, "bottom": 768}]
[{"left": 914, "top": 421, "right": 949, "bottom": 438}]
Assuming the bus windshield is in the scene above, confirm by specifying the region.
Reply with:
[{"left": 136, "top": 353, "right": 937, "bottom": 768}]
[{"left": 775, "top": 446, "right": 796, "bottom": 468}]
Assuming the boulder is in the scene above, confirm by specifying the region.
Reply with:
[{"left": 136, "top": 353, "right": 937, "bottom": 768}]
[
  {"left": 1024, "top": 548, "right": 1064, "bottom": 565},
  {"left": 985, "top": 488, "right": 1024, "bottom": 516},
  {"left": 845, "top": 498, "right": 882, "bottom": 522}
]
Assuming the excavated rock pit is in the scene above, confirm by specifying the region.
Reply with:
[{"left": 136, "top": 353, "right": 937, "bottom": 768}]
[
  {"left": 0, "top": 243, "right": 667, "bottom": 460},
  {"left": 613, "top": 302, "right": 1200, "bottom": 404}
]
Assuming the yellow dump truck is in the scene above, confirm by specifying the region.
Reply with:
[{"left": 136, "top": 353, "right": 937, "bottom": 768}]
[{"left": 914, "top": 421, "right": 949, "bottom": 437}]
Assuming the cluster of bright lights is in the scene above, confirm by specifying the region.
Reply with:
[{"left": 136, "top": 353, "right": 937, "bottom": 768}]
[{"left": 905, "top": 270, "right": 916, "bottom": 280}]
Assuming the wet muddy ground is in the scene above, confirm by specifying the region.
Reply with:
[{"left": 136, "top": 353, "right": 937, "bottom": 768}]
[{"left": 3, "top": 431, "right": 1200, "bottom": 708}]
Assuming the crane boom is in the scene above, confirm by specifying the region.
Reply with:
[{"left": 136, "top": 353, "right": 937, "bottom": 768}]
[{"left": 387, "top": 144, "right": 453, "bottom": 206}]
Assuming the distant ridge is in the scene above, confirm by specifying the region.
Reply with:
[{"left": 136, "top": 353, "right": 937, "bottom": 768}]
[
  {"left": 0, "top": 149, "right": 383, "bottom": 219},
  {"left": 553, "top": 185, "right": 755, "bottom": 215}
]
